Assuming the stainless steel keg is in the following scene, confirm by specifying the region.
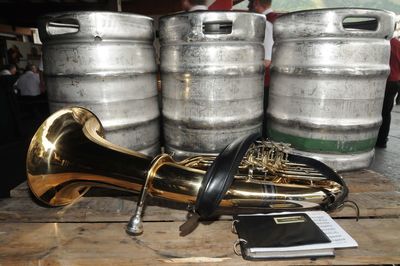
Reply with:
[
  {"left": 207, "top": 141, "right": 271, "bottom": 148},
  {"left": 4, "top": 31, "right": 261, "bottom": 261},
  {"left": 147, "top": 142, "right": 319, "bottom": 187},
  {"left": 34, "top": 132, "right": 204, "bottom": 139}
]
[
  {"left": 159, "top": 11, "right": 266, "bottom": 158},
  {"left": 38, "top": 12, "right": 160, "bottom": 156},
  {"left": 267, "top": 8, "right": 395, "bottom": 171}
]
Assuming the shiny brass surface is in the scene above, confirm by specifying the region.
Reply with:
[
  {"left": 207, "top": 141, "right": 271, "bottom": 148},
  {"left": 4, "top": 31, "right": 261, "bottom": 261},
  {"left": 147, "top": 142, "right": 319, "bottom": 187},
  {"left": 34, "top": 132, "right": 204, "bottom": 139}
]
[
  {"left": 27, "top": 107, "right": 346, "bottom": 212},
  {"left": 27, "top": 107, "right": 152, "bottom": 206}
]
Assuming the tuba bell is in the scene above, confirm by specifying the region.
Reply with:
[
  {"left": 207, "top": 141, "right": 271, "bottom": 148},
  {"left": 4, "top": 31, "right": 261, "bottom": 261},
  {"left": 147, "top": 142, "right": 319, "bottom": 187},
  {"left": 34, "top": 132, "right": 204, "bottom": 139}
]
[{"left": 27, "top": 107, "right": 348, "bottom": 235}]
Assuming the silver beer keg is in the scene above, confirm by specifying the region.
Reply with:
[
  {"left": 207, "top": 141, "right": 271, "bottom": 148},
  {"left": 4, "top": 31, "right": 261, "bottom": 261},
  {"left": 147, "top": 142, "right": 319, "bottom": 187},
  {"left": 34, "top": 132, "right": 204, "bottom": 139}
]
[
  {"left": 159, "top": 11, "right": 266, "bottom": 158},
  {"left": 267, "top": 8, "right": 395, "bottom": 171},
  {"left": 39, "top": 12, "right": 160, "bottom": 156}
]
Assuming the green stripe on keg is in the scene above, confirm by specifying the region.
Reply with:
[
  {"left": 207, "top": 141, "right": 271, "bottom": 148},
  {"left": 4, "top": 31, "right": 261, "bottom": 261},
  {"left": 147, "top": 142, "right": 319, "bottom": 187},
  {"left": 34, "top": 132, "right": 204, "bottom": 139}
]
[{"left": 268, "top": 128, "right": 376, "bottom": 154}]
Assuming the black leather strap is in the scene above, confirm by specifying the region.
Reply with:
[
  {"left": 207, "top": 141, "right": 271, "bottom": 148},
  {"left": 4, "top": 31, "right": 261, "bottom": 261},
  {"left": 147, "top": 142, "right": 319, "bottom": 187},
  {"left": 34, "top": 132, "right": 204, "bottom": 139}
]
[
  {"left": 194, "top": 134, "right": 348, "bottom": 218},
  {"left": 195, "top": 133, "right": 261, "bottom": 218}
]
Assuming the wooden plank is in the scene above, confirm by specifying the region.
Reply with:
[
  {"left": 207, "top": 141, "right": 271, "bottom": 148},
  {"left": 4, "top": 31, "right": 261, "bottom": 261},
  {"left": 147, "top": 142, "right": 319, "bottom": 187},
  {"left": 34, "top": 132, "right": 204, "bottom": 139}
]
[
  {"left": 10, "top": 181, "right": 132, "bottom": 198},
  {"left": 0, "top": 219, "right": 399, "bottom": 265},
  {"left": 341, "top": 169, "right": 399, "bottom": 193},
  {"left": 1, "top": 191, "right": 399, "bottom": 223},
  {"left": 0, "top": 24, "right": 13, "bottom": 34},
  {"left": 9, "top": 181, "right": 29, "bottom": 198},
  {"left": 0, "top": 197, "right": 188, "bottom": 223},
  {"left": 0, "top": 197, "right": 187, "bottom": 223},
  {"left": 0, "top": 24, "right": 32, "bottom": 36},
  {"left": 14, "top": 26, "right": 32, "bottom": 36},
  {"left": 9, "top": 169, "right": 398, "bottom": 198},
  {"left": 343, "top": 191, "right": 400, "bottom": 218}
]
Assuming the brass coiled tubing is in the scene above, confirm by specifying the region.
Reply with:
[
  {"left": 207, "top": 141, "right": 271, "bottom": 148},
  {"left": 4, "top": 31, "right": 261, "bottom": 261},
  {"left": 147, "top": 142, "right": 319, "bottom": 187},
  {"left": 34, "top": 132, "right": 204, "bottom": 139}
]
[{"left": 27, "top": 107, "right": 347, "bottom": 233}]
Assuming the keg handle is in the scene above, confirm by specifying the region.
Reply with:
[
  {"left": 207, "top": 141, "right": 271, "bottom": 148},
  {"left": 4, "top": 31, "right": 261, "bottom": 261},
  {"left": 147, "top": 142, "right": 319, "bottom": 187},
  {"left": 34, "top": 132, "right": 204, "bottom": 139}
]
[
  {"left": 202, "top": 21, "right": 233, "bottom": 35},
  {"left": 336, "top": 10, "right": 395, "bottom": 38},
  {"left": 342, "top": 16, "right": 379, "bottom": 32},
  {"left": 46, "top": 17, "right": 80, "bottom": 36}
]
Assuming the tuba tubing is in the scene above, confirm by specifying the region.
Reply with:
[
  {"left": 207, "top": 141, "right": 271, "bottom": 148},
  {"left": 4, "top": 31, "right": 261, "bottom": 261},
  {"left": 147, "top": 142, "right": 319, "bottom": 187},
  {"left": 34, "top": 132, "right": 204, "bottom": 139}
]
[{"left": 27, "top": 107, "right": 347, "bottom": 213}]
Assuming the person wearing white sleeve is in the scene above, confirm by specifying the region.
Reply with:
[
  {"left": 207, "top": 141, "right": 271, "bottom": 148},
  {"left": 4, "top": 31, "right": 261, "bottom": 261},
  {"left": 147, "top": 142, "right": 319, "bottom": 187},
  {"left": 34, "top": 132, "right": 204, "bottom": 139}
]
[
  {"left": 263, "top": 8, "right": 274, "bottom": 68},
  {"left": 17, "top": 63, "right": 48, "bottom": 120},
  {"left": 251, "top": 0, "right": 279, "bottom": 136},
  {"left": 17, "top": 64, "right": 41, "bottom": 97},
  {"left": 253, "top": 0, "right": 277, "bottom": 70}
]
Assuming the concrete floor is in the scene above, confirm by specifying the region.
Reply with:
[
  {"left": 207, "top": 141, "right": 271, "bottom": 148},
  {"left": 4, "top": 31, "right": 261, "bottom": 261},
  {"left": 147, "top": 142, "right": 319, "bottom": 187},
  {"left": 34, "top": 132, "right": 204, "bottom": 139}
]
[{"left": 370, "top": 104, "right": 400, "bottom": 190}]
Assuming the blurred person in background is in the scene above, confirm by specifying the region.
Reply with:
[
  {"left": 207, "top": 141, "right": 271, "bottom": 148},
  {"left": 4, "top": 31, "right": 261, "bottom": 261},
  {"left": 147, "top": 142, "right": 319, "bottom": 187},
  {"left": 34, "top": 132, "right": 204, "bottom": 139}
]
[
  {"left": 252, "top": 0, "right": 278, "bottom": 71},
  {"left": 376, "top": 35, "right": 400, "bottom": 148},
  {"left": 7, "top": 45, "right": 22, "bottom": 68},
  {"left": 16, "top": 64, "right": 41, "bottom": 97},
  {"left": 251, "top": 0, "right": 279, "bottom": 136},
  {"left": 0, "top": 64, "right": 17, "bottom": 76},
  {"left": 38, "top": 55, "right": 45, "bottom": 93},
  {"left": 181, "top": 0, "right": 208, "bottom": 11},
  {"left": 15, "top": 63, "right": 47, "bottom": 121}
]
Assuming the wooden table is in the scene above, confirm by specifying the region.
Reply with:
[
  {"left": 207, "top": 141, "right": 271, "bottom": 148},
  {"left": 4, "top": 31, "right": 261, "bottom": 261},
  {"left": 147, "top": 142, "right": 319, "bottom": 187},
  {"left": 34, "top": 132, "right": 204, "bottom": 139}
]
[{"left": 0, "top": 169, "right": 399, "bottom": 265}]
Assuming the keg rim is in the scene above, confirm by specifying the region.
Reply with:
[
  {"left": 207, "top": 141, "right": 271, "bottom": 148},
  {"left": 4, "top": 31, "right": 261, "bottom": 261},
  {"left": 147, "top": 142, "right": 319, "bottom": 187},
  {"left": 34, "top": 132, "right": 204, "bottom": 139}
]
[
  {"left": 276, "top": 7, "right": 395, "bottom": 19},
  {"left": 39, "top": 11, "right": 153, "bottom": 22},
  {"left": 159, "top": 10, "right": 266, "bottom": 21}
]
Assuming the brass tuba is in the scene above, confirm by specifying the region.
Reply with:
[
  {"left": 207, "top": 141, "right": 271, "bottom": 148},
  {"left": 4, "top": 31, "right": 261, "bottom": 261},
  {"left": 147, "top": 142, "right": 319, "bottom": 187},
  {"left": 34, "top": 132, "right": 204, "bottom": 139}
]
[{"left": 27, "top": 107, "right": 348, "bottom": 235}]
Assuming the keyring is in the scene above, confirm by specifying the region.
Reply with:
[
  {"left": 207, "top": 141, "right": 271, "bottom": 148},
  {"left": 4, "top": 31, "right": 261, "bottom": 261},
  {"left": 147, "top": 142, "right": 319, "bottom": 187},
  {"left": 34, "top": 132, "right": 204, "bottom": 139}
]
[{"left": 233, "top": 238, "right": 248, "bottom": 256}]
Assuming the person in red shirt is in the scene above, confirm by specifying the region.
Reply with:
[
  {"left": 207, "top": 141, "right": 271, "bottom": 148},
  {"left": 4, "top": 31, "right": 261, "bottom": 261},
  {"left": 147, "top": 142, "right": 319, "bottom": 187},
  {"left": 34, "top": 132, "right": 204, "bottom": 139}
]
[
  {"left": 376, "top": 37, "right": 400, "bottom": 148},
  {"left": 208, "top": 0, "right": 232, "bottom": 10}
]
